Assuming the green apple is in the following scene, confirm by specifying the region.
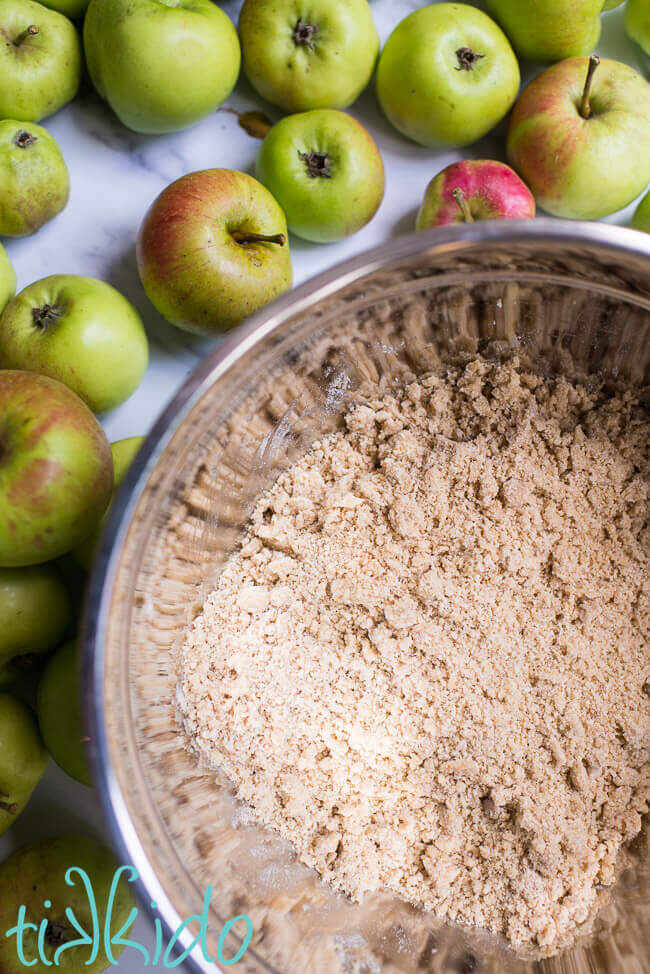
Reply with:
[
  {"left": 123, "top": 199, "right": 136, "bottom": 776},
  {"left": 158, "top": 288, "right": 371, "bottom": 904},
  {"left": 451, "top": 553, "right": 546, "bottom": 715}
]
[
  {"left": 137, "top": 169, "right": 292, "bottom": 335},
  {"left": 631, "top": 191, "right": 650, "bottom": 233},
  {"left": 602, "top": 0, "right": 623, "bottom": 8},
  {"left": 507, "top": 56, "right": 650, "bottom": 219},
  {"left": 0, "top": 120, "right": 69, "bottom": 237},
  {"left": 0, "top": 834, "right": 136, "bottom": 973},
  {"left": 37, "top": 641, "right": 90, "bottom": 786},
  {"left": 239, "top": 0, "right": 379, "bottom": 113},
  {"left": 376, "top": 3, "right": 520, "bottom": 149},
  {"left": 256, "top": 110, "right": 384, "bottom": 243},
  {"left": 0, "top": 564, "right": 71, "bottom": 684},
  {"left": 74, "top": 436, "right": 144, "bottom": 569},
  {"left": 84, "top": 0, "right": 240, "bottom": 134},
  {"left": 0, "top": 694, "right": 48, "bottom": 836},
  {"left": 0, "top": 275, "right": 149, "bottom": 413},
  {"left": 0, "top": 243, "right": 16, "bottom": 313},
  {"left": 38, "top": 0, "right": 88, "bottom": 19},
  {"left": 0, "top": 371, "right": 113, "bottom": 567},
  {"left": 0, "top": 0, "right": 82, "bottom": 122},
  {"left": 487, "top": 0, "right": 605, "bottom": 62},
  {"left": 626, "top": 0, "right": 650, "bottom": 55}
]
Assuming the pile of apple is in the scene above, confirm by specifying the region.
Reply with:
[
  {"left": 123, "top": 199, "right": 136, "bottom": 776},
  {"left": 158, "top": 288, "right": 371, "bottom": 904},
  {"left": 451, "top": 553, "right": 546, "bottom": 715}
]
[
  {"left": 0, "top": 0, "right": 649, "bottom": 963},
  {"left": 1, "top": 0, "right": 649, "bottom": 338}
]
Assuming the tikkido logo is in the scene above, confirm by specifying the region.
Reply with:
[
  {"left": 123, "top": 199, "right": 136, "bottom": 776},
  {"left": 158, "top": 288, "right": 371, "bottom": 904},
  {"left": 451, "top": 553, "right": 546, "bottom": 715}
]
[{"left": 4, "top": 865, "right": 253, "bottom": 968}]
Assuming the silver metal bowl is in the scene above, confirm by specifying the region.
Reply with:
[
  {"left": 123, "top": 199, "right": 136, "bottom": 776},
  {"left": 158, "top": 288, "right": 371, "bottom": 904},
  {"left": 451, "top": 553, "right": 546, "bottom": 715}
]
[{"left": 84, "top": 221, "right": 650, "bottom": 974}]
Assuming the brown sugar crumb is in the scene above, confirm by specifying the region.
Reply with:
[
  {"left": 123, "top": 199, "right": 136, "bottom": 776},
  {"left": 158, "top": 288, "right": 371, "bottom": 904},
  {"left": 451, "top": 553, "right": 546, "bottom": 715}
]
[{"left": 179, "top": 356, "right": 650, "bottom": 952}]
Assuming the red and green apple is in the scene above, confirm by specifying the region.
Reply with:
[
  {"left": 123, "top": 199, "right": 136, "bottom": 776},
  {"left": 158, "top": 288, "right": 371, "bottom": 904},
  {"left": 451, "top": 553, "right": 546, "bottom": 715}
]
[
  {"left": 507, "top": 56, "right": 650, "bottom": 219},
  {"left": 417, "top": 160, "right": 535, "bottom": 229},
  {"left": 0, "top": 371, "right": 113, "bottom": 567},
  {"left": 137, "top": 169, "right": 292, "bottom": 335}
]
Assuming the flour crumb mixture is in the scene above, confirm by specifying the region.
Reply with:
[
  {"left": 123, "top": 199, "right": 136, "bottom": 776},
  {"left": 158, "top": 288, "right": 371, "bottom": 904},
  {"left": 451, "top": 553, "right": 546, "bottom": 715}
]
[{"left": 179, "top": 356, "right": 649, "bottom": 952}]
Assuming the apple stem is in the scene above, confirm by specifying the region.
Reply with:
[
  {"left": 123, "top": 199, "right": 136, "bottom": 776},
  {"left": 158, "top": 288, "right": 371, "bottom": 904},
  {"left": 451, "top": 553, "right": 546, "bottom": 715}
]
[
  {"left": 293, "top": 18, "right": 318, "bottom": 49},
  {"left": 0, "top": 799, "right": 18, "bottom": 815},
  {"left": 299, "top": 151, "right": 331, "bottom": 179},
  {"left": 452, "top": 188, "right": 474, "bottom": 223},
  {"left": 456, "top": 47, "right": 484, "bottom": 71},
  {"left": 579, "top": 55, "right": 600, "bottom": 119},
  {"left": 32, "top": 304, "right": 63, "bottom": 329},
  {"left": 14, "top": 130, "right": 36, "bottom": 149},
  {"left": 15, "top": 24, "right": 39, "bottom": 45},
  {"left": 231, "top": 230, "right": 286, "bottom": 246}
]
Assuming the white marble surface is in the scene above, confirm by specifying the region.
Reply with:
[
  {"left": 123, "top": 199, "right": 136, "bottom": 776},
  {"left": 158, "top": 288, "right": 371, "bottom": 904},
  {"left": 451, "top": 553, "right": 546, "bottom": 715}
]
[{"left": 0, "top": 0, "right": 647, "bottom": 969}]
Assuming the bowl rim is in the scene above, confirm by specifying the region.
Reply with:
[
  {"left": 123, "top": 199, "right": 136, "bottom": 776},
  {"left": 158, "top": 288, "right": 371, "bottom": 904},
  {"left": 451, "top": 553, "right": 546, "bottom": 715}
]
[{"left": 82, "top": 218, "right": 650, "bottom": 972}]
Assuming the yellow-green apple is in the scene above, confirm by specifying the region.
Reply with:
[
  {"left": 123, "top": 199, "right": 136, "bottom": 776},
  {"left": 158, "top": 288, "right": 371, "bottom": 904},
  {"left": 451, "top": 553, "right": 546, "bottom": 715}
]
[
  {"left": 74, "top": 435, "right": 144, "bottom": 568},
  {"left": 239, "top": 0, "right": 378, "bottom": 113},
  {"left": 0, "top": 694, "right": 48, "bottom": 836},
  {"left": 137, "top": 169, "right": 292, "bottom": 335},
  {"left": 376, "top": 3, "right": 520, "bottom": 149},
  {"left": 38, "top": 0, "right": 88, "bottom": 18},
  {"left": 84, "top": 0, "right": 240, "bottom": 134},
  {"left": 0, "top": 243, "right": 16, "bottom": 313},
  {"left": 0, "top": 275, "right": 148, "bottom": 412},
  {"left": 416, "top": 160, "right": 535, "bottom": 229},
  {"left": 0, "top": 371, "right": 113, "bottom": 567},
  {"left": 631, "top": 191, "right": 650, "bottom": 233},
  {"left": 0, "top": 563, "right": 71, "bottom": 684},
  {"left": 256, "top": 110, "right": 384, "bottom": 243},
  {"left": 38, "top": 641, "right": 90, "bottom": 785},
  {"left": 0, "top": 835, "right": 136, "bottom": 973},
  {"left": 0, "top": 0, "right": 82, "bottom": 122},
  {"left": 0, "top": 120, "right": 69, "bottom": 236},
  {"left": 626, "top": 0, "right": 650, "bottom": 55},
  {"left": 507, "top": 56, "right": 650, "bottom": 219},
  {"left": 487, "top": 0, "right": 606, "bottom": 62}
]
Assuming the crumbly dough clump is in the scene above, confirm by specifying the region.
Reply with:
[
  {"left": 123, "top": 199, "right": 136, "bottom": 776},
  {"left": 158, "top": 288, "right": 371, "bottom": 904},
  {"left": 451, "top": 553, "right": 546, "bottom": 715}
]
[{"left": 180, "top": 356, "right": 649, "bottom": 951}]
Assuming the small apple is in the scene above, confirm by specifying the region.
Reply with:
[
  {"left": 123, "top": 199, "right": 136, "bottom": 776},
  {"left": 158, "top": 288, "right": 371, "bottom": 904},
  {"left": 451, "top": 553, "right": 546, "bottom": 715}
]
[
  {"left": 376, "top": 3, "right": 520, "bottom": 149},
  {"left": 239, "top": 0, "right": 379, "bottom": 113},
  {"left": 0, "top": 694, "right": 48, "bottom": 837},
  {"left": 0, "top": 120, "right": 69, "bottom": 237},
  {"left": 631, "top": 192, "right": 650, "bottom": 233},
  {"left": 74, "top": 435, "right": 144, "bottom": 569},
  {"left": 487, "top": 0, "right": 604, "bottom": 62},
  {"left": 84, "top": 0, "right": 240, "bottom": 134},
  {"left": 137, "top": 169, "right": 292, "bottom": 335},
  {"left": 626, "top": 0, "right": 650, "bottom": 55},
  {"left": 0, "top": 0, "right": 82, "bottom": 122},
  {"left": 0, "top": 243, "right": 16, "bottom": 314},
  {"left": 416, "top": 160, "right": 535, "bottom": 229},
  {"left": 38, "top": 0, "right": 88, "bottom": 18},
  {"left": 0, "top": 275, "right": 149, "bottom": 413},
  {"left": 256, "top": 110, "right": 385, "bottom": 243},
  {"left": 0, "top": 564, "right": 72, "bottom": 684},
  {"left": 507, "top": 56, "right": 650, "bottom": 219},
  {"left": 0, "top": 835, "right": 136, "bottom": 974},
  {"left": 37, "top": 641, "right": 91, "bottom": 785},
  {"left": 0, "top": 371, "right": 113, "bottom": 567}
]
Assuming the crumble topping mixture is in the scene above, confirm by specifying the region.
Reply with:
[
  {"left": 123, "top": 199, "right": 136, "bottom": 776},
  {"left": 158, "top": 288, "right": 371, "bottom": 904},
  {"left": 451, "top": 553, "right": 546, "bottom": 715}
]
[{"left": 180, "top": 356, "right": 649, "bottom": 951}]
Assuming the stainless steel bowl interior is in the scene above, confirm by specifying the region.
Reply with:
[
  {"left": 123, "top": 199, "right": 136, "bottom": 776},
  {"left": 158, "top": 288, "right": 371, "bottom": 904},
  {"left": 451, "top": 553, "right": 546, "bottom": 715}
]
[{"left": 84, "top": 222, "right": 650, "bottom": 974}]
